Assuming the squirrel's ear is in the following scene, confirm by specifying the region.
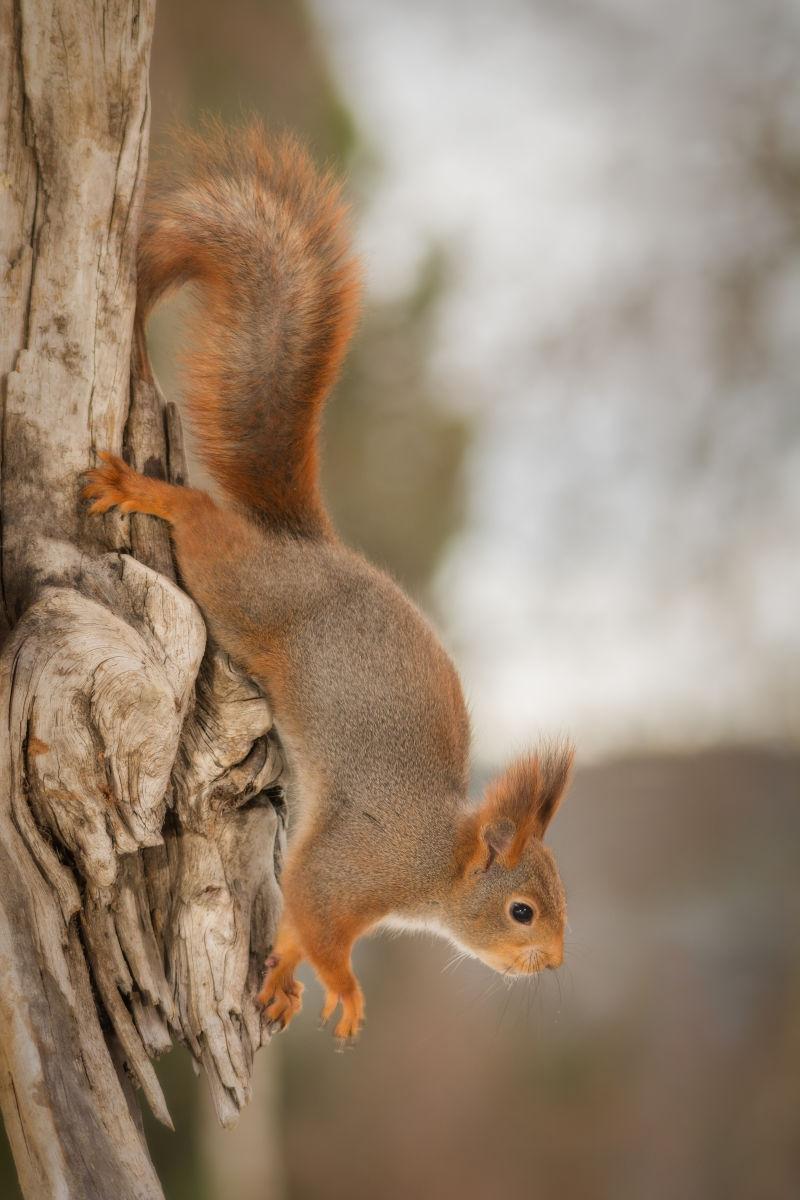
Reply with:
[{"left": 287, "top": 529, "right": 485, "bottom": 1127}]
[
  {"left": 482, "top": 741, "right": 575, "bottom": 864},
  {"left": 457, "top": 814, "right": 514, "bottom": 876},
  {"left": 457, "top": 742, "right": 574, "bottom": 875},
  {"left": 480, "top": 818, "right": 515, "bottom": 870}
]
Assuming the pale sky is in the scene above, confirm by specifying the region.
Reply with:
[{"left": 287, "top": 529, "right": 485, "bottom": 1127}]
[{"left": 313, "top": 0, "right": 800, "bottom": 762}]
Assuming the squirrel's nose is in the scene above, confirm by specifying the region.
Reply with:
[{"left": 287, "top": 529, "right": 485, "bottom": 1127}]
[{"left": 547, "top": 941, "right": 564, "bottom": 970}]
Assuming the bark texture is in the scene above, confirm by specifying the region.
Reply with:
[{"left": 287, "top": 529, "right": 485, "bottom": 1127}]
[{"left": 0, "top": 3, "right": 285, "bottom": 1196}]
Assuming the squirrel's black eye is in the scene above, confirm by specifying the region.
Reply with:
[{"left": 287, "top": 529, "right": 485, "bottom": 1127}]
[{"left": 510, "top": 902, "right": 535, "bottom": 925}]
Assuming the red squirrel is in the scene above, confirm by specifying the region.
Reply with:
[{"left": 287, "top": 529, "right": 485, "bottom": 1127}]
[{"left": 84, "top": 120, "right": 574, "bottom": 1044}]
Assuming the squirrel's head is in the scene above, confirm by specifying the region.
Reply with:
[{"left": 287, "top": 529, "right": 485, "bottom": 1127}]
[{"left": 445, "top": 741, "right": 574, "bottom": 975}]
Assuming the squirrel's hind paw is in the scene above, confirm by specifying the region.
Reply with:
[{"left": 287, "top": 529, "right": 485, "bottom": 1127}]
[{"left": 82, "top": 452, "right": 141, "bottom": 515}]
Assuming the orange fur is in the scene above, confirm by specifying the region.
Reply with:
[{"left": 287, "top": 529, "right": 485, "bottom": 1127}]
[
  {"left": 258, "top": 871, "right": 371, "bottom": 1043},
  {"left": 481, "top": 741, "right": 574, "bottom": 867},
  {"left": 84, "top": 452, "right": 203, "bottom": 521},
  {"left": 138, "top": 119, "right": 362, "bottom": 537},
  {"left": 256, "top": 924, "right": 305, "bottom": 1031}
]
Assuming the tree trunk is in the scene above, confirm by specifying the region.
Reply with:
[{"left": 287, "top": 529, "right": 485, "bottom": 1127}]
[{"left": 0, "top": 3, "right": 285, "bottom": 1196}]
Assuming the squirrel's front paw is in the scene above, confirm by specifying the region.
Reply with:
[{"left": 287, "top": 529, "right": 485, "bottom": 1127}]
[
  {"left": 82, "top": 452, "right": 140, "bottom": 514},
  {"left": 257, "top": 956, "right": 305, "bottom": 1032},
  {"left": 321, "top": 983, "right": 364, "bottom": 1046}
]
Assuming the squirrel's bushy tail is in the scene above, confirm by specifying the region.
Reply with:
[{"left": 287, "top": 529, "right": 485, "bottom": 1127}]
[{"left": 138, "top": 119, "right": 361, "bottom": 537}]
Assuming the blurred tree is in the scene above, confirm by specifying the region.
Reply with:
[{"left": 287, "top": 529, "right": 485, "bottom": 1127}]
[
  {"left": 323, "top": 246, "right": 471, "bottom": 605},
  {"left": 151, "top": 0, "right": 356, "bottom": 158}
]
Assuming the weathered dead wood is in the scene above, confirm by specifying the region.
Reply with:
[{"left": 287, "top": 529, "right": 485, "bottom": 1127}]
[{"left": 0, "top": 2, "right": 287, "bottom": 1195}]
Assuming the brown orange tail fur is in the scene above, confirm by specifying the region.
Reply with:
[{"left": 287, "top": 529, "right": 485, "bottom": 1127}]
[{"left": 138, "top": 119, "right": 362, "bottom": 537}]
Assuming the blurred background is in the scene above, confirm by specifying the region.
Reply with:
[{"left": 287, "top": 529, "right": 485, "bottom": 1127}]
[{"left": 3, "top": 1, "right": 798, "bottom": 1197}]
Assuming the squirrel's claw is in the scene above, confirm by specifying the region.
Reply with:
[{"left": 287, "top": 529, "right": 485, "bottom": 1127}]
[
  {"left": 321, "top": 985, "right": 364, "bottom": 1044},
  {"left": 258, "top": 961, "right": 304, "bottom": 1033},
  {"left": 82, "top": 452, "right": 138, "bottom": 514},
  {"left": 333, "top": 1035, "right": 357, "bottom": 1054}
]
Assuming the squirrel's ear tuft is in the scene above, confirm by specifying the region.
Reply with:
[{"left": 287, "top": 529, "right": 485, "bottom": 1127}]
[{"left": 481, "top": 740, "right": 575, "bottom": 864}]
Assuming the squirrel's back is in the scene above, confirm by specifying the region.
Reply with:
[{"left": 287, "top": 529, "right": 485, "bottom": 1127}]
[{"left": 138, "top": 120, "right": 361, "bottom": 537}]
